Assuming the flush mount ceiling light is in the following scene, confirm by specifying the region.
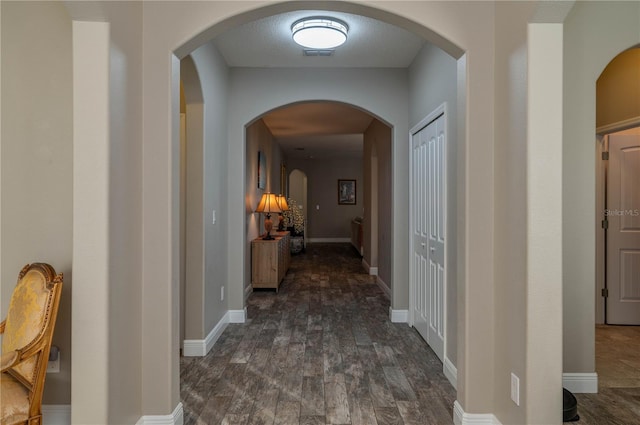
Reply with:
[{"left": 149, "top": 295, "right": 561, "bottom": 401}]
[{"left": 291, "top": 17, "right": 349, "bottom": 49}]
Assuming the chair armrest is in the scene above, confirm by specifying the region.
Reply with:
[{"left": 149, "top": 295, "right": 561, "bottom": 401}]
[
  {"left": 0, "top": 350, "right": 19, "bottom": 372},
  {"left": 0, "top": 319, "right": 5, "bottom": 334}
]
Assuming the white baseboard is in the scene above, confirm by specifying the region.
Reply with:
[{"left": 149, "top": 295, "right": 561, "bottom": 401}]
[
  {"left": 389, "top": 307, "right": 408, "bottom": 323},
  {"left": 377, "top": 276, "right": 391, "bottom": 299},
  {"left": 361, "top": 258, "right": 378, "bottom": 276},
  {"left": 183, "top": 311, "right": 230, "bottom": 357},
  {"left": 563, "top": 372, "right": 598, "bottom": 393},
  {"left": 136, "top": 402, "right": 184, "bottom": 425},
  {"left": 42, "top": 405, "right": 71, "bottom": 425},
  {"left": 244, "top": 284, "right": 253, "bottom": 300},
  {"left": 453, "top": 401, "right": 502, "bottom": 425},
  {"left": 229, "top": 308, "right": 247, "bottom": 323},
  {"left": 444, "top": 356, "right": 458, "bottom": 390},
  {"left": 307, "top": 238, "right": 350, "bottom": 243}
]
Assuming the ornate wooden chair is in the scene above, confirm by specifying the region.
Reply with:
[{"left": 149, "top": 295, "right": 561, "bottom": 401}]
[{"left": 0, "top": 263, "right": 63, "bottom": 425}]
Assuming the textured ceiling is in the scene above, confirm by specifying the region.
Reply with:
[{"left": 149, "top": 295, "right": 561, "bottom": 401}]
[{"left": 211, "top": 10, "right": 423, "bottom": 158}]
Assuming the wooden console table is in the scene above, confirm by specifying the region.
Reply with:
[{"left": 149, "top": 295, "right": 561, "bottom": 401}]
[{"left": 251, "top": 231, "right": 290, "bottom": 292}]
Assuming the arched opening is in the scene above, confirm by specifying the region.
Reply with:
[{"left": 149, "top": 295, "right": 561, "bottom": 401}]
[
  {"left": 179, "top": 55, "right": 208, "bottom": 356},
  {"left": 164, "top": 3, "right": 478, "bottom": 421},
  {"left": 592, "top": 46, "right": 640, "bottom": 393},
  {"left": 561, "top": 5, "right": 640, "bottom": 418},
  {"left": 288, "top": 168, "right": 308, "bottom": 236},
  {"left": 177, "top": 5, "right": 465, "bottom": 420},
  {"left": 243, "top": 100, "right": 393, "bottom": 301},
  {"left": 65, "top": 0, "right": 543, "bottom": 422}
]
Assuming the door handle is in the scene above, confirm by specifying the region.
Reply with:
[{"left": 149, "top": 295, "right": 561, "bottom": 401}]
[
  {"left": 430, "top": 247, "right": 435, "bottom": 252},
  {"left": 421, "top": 243, "right": 426, "bottom": 247}
]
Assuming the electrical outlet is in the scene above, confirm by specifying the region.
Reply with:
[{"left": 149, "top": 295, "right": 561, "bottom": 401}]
[
  {"left": 47, "top": 351, "right": 60, "bottom": 373},
  {"left": 221, "top": 286, "right": 224, "bottom": 301},
  {"left": 511, "top": 373, "right": 520, "bottom": 406}
]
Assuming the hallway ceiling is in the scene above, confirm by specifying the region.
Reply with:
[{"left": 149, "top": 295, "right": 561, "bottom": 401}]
[
  {"left": 262, "top": 102, "right": 374, "bottom": 160},
  {"left": 212, "top": 10, "right": 423, "bottom": 159},
  {"left": 214, "top": 10, "right": 424, "bottom": 68}
]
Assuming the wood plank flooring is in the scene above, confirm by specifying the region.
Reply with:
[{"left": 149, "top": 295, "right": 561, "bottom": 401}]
[
  {"left": 181, "top": 243, "right": 455, "bottom": 425},
  {"left": 574, "top": 325, "right": 640, "bottom": 425}
]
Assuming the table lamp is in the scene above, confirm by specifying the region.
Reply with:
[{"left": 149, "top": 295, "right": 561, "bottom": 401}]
[
  {"left": 255, "top": 193, "right": 282, "bottom": 240},
  {"left": 276, "top": 195, "right": 290, "bottom": 231}
]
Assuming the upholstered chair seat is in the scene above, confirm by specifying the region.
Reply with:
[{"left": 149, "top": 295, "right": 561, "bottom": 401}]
[
  {"left": 1, "top": 373, "right": 30, "bottom": 424},
  {"left": 0, "top": 263, "right": 63, "bottom": 425}
]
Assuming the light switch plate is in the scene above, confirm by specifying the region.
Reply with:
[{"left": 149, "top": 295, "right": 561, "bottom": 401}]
[{"left": 511, "top": 373, "right": 520, "bottom": 406}]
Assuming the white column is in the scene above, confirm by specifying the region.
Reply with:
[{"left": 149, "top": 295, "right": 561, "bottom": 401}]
[
  {"left": 72, "top": 20, "right": 110, "bottom": 425},
  {"left": 526, "top": 23, "right": 564, "bottom": 425}
]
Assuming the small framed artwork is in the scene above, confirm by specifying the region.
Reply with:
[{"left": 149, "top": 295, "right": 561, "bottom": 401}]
[
  {"left": 338, "top": 179, "right": 356, "bottom": 205},
  {"left": 257, "top": 151, "right": 266, "bottom": 190}
]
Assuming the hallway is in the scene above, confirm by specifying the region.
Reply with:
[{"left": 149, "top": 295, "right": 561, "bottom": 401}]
[{"left": 180, "top": 243, "right": 456, "bottom": 424}]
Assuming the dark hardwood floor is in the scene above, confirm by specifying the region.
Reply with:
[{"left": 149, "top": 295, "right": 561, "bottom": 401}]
[
  {"left": 180, "top": 243, "right": 640, "bottom": 424},
  {"left": 181, "top": 243, "right": 455, "bottom": 425}
]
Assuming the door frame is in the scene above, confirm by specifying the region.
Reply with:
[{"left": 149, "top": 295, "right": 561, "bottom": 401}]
[
  {"left": 409, "top": 102, "right": 448, "bottom": 362},
  {"left": 595, "top": 118, "right": 640, "bottom": 324}
]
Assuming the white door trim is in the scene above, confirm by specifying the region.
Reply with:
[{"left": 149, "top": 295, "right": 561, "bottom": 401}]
[{"left": 596, "top": 116, "right": 640, "bottom": 136}]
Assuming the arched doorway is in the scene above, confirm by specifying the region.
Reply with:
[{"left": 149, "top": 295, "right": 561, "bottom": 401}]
[
  {"left": 67, "top": 1, "right": 576, "bottom": 422},
  {"left": 179, "top": 55, "right": 209, "bottom": 356},
  {"left": 591, "top": 47, "right": 640, "bottom": 397},
  {"left": 562, "top": 2, "right": 640, "bottom": 401},
  {"left": 288, "top": 168, "right": 308, "bottom": 236},
  {"left": 176, "top": 5, "right": 471, "bottom": 420},
  {"left": 595, "top": 47, "right": 640, "bottom": 326},
  {"left": 243, "top": 100, "right": 394, "bottom": 299}
]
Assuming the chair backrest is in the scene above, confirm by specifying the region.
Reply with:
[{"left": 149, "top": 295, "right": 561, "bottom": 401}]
[{"left": 2, "top": 263, "right": 62, "bottom": 396}]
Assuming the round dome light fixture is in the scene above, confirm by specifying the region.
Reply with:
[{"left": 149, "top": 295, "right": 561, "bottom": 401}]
[{"left": 291, "top": 17, "right": 349, "bottom": 49}]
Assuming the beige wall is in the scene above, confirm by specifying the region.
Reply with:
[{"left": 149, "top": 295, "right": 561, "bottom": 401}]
[
  {"left": 362, "top": 133, "right": 378, "bottom": 271},
  {"left": 66, "top": 1, "right": 145, "bottom": 422},
  {"left": 597, "top": 48, "right": 640, "bottom": 129},
  {"left": 287, "top": 157, "right": 363, "bottom": 240},
  {"left": 492, "top": 2, "right": 537, "bottom": 423},
  {"left": 363, "top": 120, "right": 393, "bottom": 289},
  {"left": 0, "top": 1, "right": 73, "bottom": 405},
  {"left": 105, "top": 5, "right": 144, "bottom": 421},
  {"left": 189, "top": 42, "right": 231, "bottom": 337}
]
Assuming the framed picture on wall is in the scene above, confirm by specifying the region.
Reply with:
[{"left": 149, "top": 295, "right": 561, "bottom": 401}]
[
  {"left": 258, "top": 151, "right": 266, "bottom": 190},
  {"left": 338, "top": 179, "right": 356, "bottom": 205}
]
